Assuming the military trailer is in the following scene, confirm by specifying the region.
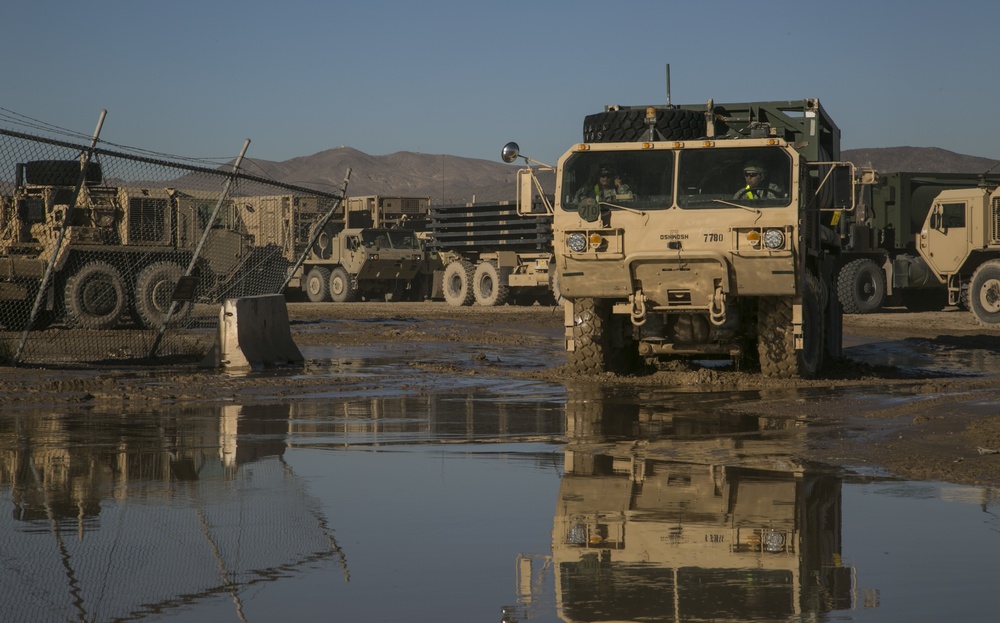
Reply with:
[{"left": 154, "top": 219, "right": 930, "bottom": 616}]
[
  {"left": 427, "top": 192, "right": 558, "bottom": 307},
  {"left": 835, "top": 171, "right": 1000, "bottom": 314},
  {"left": 0, "top": 159, "right": 286, "bottom": 330},
  {"left": 289, "top": 195, "right": 436, "bottom": 302},
  {"left": 505, "top": 98, "right": 856, "bottom": 377},
  {"left": 915, "top": 181, "right": 1000, "bottom": 325}
]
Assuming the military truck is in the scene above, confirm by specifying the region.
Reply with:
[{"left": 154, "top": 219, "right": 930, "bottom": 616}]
[
  {"left": 288, "top": 195, "right": 436, "bottom": 302},
  {"left": 915, "top": 180, "right": 1000, "bottom": 325},
  {"left": 0, "top": 159, "right": 286, "bottom": 330},
  {"left": 504, "top": 389, "right": 854, "bottom": 623},
  {"left": 427, "top": 188, "right": 558, "bottom": 307},
  {"left": 505, "top": 99, "right": 856, "bottom": 377},
  {"left": 835, "top": 171, "right": 1000, "bottom": 314}
]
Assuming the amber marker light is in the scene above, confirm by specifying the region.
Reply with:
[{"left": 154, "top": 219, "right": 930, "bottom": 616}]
[
  {"left": 589, "top": 233, "right": 603, "bottom": 248},
  {"left": 746, "top": 230, "right": 761, "bottom": 247}
]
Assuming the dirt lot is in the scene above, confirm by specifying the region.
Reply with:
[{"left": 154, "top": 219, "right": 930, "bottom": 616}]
[{"left": 4, "top": 301, "right": 1000, "bottom": 486}]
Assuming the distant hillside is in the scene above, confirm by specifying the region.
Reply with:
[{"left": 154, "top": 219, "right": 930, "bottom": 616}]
[
  {"left": 239, "top": 147, "right": 537, "bottom": 204},
  {"left": 235, "top": 145, "right": 998, "bottom": 204},
  {"left": 842, "top": 146, "right": 999, "bottom": 174}
]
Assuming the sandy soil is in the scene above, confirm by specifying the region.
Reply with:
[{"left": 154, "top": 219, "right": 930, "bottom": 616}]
[{"left": 4, "top": 301, "right": 1000, "bottom": 486}]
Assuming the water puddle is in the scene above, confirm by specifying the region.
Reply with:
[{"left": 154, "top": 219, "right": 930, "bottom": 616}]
[{"left": 2, "top": 383, "right": 998, "bottom": 622}]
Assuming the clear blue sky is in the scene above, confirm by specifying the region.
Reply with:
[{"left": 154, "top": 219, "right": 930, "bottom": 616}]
[{"left": 4, "top": 0, "right": 999, "bottom": 168}]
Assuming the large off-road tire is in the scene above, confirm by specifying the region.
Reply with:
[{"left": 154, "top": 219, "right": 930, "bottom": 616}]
[
  {"left": 968, "top": 260, "right": 1000, "bottom": 325},
  {"left": 23, "top": 159, "right": 102, "bottom": 186},
  {"left": 442, "top": 260, "right": 476, "bottom": 307},
  {"left": 134, "top": 262, "right": 191, "bottom": 329},
  {"left": 758, "top": 275, "right": 824, "bottom": 378},
  {"left": 548, "top": 264, "right": 563, "bottom": 306},
  {"left": 472, "top": 261, "right": 510, "bottom": 307},
  {"left": 305, "top": 266, "right": 331, "bottom": 302},
  {"left": 837, "top": 258, "right": 885, "bottom": 314},
  {"left": 64, "top": 261, "right": 128, "bottom": 330},
  {"left": 583, "top": 108, "right": 706, "bottom": 143},
  {"left": 901, "top": 288, "right": 948, "bottom": 312},
  {"left": 329, "top": 266, "right": 359, "bottom": 303},
  {"left": 567, "top": 298, "right": 611, "bottom": 374}
]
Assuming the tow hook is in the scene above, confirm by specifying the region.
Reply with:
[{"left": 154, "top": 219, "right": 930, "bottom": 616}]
[
  {"left": 709, "top": 283, "right": 727, "bottom": 326},
  {"left": 630, "top": 289, "right": 647, "bottom": 326}
]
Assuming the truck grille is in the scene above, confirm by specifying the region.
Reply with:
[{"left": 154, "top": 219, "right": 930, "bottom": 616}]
[{"left": 128, "top": 197, "right": 169, "bottom": 243}]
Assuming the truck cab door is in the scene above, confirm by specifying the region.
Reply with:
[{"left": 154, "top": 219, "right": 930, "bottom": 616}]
[
  {"left": 919, "top": 199, "right": 970, "bottom": 276},
  {"left": 342, "top": 234, "right": 363, "bottom": 272}
]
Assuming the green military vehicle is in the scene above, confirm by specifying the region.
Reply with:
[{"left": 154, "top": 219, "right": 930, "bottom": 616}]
[{"left": 505, "top": 98, "right": 857, "bottom": 377}]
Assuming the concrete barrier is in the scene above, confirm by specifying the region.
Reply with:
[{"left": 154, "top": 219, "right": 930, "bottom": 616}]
[{"left": 200, "top": 294, "right": 304, "bottom": 369}]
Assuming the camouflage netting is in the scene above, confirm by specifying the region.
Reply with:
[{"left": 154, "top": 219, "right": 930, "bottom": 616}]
[{"left": 0, "top": 125, "right": 343, "bottom": 366}]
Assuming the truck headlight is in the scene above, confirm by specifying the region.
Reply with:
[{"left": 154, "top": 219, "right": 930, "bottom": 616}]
[
  {"left": 763, "top": 530, "right": 786, "bottom": 553},
  {"left": 763, "top": 229, "right": 785, "bottom": 249},
  {"left": 567, "top": 233, "right": 588, "bottom": 253}
]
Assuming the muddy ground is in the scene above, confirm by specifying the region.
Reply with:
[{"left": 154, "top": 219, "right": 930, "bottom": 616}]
[{"left": 4, "top": 302, "right": 1000, "bottom": 487}]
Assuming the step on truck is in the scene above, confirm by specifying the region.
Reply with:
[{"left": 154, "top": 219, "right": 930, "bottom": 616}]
[
  {"left": 915, "top": 178, "right": 1000, "bottom": 325},
  {"left": 505, "top": 98, "right": 857, "bottom": 377},
  {"left": 427, "top": 190, "right": 559, "bottom": 307},
  {"left": 288, "top": 195, "right": 436, "bottom": 302},
  {"left": 835, "top": 170, "right": 1000, "bottom": 314}
]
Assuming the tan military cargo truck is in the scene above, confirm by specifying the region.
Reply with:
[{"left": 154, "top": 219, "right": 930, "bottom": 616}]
[
  {"left": 505, "top": 99, "right": 856, "bottom": 377},
  {"left": 915, "top": 181, "right": 1000, "bottom": 325},
  {"left": 0, "top": 160, "right": 277, "bottom": 330}
]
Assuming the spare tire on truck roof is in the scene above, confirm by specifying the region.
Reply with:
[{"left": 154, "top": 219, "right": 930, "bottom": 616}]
[
  {"left": 23, "top": 160, "right": 103, "bottom": 186},
  {"left": 582, "top": 108, "right": 706, "bottom": 143}
]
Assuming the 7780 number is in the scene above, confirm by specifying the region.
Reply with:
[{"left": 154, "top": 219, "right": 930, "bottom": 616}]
[{"left": 703, "top": 233, "right": 724, "bottom": 242}]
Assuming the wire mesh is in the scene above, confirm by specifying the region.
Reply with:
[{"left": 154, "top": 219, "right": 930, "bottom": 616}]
[{"left": 0, "top": 127, "right": 342, "bottom": 366}]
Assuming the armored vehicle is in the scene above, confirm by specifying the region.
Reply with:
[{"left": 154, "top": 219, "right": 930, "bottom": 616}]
[
  {"left": 290, "top": 195, "right": 436, "bottom": 302},
  {"left": 506, "top": 99, "right": 856, "bottom": 377},
  {"left": 0, "top": 159, "right": 281, "bottom": 330}
]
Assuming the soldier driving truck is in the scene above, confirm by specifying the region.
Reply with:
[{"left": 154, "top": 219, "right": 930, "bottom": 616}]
[{"left": 503, "top": 98, "right": 857, "bottom": 379}]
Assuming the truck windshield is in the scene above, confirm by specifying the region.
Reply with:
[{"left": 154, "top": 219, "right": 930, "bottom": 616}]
[
  {"left": 677, "top": 147, "right": 791, "bottom": 209},
  {"left": 561, "top": 151, "right": 674, "bottom": 212},
  {"left": 361, "top": 229, "right": 420, "bottom": 249}
]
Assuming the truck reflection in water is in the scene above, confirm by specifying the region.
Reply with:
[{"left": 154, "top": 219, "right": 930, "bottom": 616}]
[
  {"left": 0, "top": 405, "right": 347, "bottom": 623},
  {"left": 508, "top": 385, "right": 856, "bottom": 623}
]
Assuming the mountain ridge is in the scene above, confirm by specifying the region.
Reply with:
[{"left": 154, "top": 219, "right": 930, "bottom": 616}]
[{"left": 238, "top": 145, "right": 1000, "bottom": 203}]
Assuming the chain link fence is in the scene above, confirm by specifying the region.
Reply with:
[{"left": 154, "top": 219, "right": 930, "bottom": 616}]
[{"left": 0, "top": 123, "right": 344, "bottom": 366}]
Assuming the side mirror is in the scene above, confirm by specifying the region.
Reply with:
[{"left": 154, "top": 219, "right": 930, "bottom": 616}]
[
  {"left": 928, "top": 206, "right": 941, "bottom": 231},
  {"left": 501, "top": 142, "right": 520, "bottom": 164},
  {"left": 830, "top": 164, "right": 854, "bottom": 209}
]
